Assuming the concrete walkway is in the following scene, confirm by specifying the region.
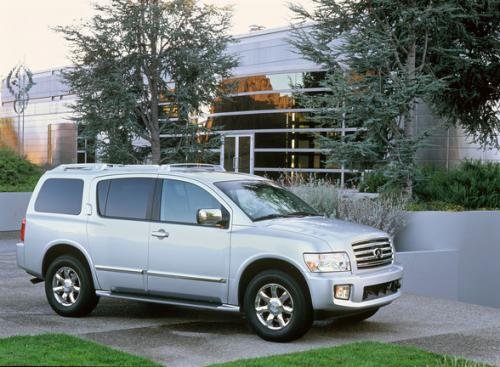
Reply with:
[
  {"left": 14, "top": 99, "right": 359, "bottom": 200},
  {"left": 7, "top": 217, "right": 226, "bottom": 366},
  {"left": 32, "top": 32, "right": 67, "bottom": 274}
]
[{"left": 1, "top": 235, "right": 499, "bottom": 367}]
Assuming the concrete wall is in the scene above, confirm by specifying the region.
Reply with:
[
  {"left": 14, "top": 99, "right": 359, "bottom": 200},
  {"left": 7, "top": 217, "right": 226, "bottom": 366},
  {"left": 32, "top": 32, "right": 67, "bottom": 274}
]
[
  {"left": 395, "top": 211, "right": 500, "bottom": 309},
  {"left": 395, "top": 250, "right": 459, "bottom": 301},
  {"left": 0, "top": 192, "right": 31, "bottom": 231}
]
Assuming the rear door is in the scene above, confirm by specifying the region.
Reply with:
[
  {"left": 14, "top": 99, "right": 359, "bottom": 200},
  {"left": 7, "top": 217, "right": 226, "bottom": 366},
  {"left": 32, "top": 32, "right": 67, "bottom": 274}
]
[{"left": 87, "top": 175, "right": 156, "bottom": 294}]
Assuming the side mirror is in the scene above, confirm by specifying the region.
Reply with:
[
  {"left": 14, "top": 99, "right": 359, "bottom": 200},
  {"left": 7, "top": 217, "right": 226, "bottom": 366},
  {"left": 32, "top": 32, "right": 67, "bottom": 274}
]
[{"left": 197, "top": 208, "right": 224, "bottom": 227}]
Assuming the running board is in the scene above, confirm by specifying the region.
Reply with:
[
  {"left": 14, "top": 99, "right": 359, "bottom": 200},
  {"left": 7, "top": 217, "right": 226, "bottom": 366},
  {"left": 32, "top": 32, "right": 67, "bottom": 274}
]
[{"left": 95, "top": 290, "right": 241, "bottom": 313}]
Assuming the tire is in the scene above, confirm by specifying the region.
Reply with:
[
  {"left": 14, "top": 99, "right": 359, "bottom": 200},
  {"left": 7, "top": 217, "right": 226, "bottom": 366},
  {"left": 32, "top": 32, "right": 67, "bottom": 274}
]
[
  {"left": 243, "top": 270, "right": 312, "bottom": 342},
  {"left": 45, "top": 255, "right": 99, "bottom": 317},
  {"left": 338, "top": 308, "right": 379, "bottom": 324}
]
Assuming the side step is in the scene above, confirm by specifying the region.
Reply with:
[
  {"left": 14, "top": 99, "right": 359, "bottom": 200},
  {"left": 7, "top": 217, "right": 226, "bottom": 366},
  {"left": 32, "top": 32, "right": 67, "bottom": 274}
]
[{"left": 95, "top": 290, "right": 241, "bottom": 313}]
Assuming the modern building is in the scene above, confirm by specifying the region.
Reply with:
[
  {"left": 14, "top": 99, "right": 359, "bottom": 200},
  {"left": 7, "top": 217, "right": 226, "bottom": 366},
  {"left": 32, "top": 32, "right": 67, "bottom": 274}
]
[{"left": 1, "top": 26, "right": 498, "bottom": 181}]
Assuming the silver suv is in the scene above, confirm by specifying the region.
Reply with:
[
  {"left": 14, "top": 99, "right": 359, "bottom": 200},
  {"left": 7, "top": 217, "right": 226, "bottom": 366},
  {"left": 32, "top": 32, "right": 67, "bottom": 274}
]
[{"left": 16, "top": 163, "right": 403, "bottom": 341}]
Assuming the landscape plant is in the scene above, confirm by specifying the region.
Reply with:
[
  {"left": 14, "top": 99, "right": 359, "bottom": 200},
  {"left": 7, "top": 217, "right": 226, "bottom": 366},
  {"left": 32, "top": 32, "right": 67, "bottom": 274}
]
[
  {"left": 57, "top": 0, "right": 237, "bottom": 164},
  {"left": 0, "top": 148, "right": 42, "bottom": 192},
  {"left": 360, "top": 160, "right": 500, "bottom": 210},
  {"left": 290, "top": 0, "right": 500, "bottom": 192},
  {"left": 413, "top": 161, "right": 500, "bottom": 210},
  {"left": 286, "top": 178, "right": 407, "bottom": 237}
]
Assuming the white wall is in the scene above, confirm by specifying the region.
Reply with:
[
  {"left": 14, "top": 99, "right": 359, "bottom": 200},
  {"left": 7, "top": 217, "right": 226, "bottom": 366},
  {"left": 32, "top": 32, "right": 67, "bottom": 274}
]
[
  {"left": 0, "top": 192, "right": 31, "bottom": 231},
  {"left": 395, "top": 211, "right": 500, "bottom": 308}
]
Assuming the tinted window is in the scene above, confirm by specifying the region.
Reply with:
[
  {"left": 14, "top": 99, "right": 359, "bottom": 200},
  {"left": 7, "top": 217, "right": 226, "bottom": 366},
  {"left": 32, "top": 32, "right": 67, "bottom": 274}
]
[
  {"left": 100, "top": 178, "right": 155, "bottom": 220},
  {"left": 35, "top": 179, "right": 84, "bottom": 215},
  {"left": 160, "top": 179, "right": 222, "bottom": 224},
  {"left": 96, "top": 180, "right": 110, "bottom": 215}
]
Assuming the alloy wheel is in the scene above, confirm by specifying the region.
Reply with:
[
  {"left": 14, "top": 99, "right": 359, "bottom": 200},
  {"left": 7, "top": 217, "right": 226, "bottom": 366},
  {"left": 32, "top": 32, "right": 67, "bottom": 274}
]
[
  {"left": 52, "top": 266, "right": 81, "bottom": 307},
  {"left": 254, "top": 283, "right": 294, "bottom": 330}
]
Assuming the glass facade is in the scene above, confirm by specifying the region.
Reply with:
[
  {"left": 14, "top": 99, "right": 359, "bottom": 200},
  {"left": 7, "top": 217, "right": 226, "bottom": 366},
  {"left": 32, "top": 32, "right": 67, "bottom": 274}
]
[{"left": 208, "top": 70, "right": 344, "bottom": 180}]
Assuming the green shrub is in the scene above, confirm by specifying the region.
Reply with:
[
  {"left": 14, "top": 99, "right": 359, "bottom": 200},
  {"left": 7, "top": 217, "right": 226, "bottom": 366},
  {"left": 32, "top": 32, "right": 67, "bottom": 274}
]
[
  {"left": 0, "top": 149, "right": 42, "bottom": 192},
  {"left": 405, "top": 201, "right": 465, "bottom": 212},
  {"left": 413, "top": 160, "right": 500, "bottom": 210},
  {"left": 358, "top": 171, "right": 389, "bottom": 193}
]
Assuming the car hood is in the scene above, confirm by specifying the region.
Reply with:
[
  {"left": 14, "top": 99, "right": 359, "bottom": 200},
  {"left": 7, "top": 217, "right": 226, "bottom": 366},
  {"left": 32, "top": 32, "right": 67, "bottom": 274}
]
[{"left": 259, "top": 216, "right": 388, "bottom": 249}]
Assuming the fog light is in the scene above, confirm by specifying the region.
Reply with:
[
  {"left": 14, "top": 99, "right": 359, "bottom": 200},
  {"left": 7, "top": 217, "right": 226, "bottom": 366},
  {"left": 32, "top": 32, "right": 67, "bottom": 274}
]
[{"left": 334, "top": 285, "right": 351, "bottom": 300}]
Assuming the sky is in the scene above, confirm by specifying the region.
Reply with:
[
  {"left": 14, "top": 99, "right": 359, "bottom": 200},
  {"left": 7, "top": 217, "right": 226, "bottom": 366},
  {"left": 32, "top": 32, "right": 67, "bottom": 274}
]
[{"left": 0, "top": 0, "right": 314, "bottom": 79}]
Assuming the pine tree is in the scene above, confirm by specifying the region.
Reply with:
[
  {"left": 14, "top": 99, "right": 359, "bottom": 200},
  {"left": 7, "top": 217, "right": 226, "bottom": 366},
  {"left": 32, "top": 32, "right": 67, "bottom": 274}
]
[
  {"left": 57, "top": 0, "right": 237, "bottom": 164},
  {"left": 290, "top": 0, "right": 499, "bottom": 191}
]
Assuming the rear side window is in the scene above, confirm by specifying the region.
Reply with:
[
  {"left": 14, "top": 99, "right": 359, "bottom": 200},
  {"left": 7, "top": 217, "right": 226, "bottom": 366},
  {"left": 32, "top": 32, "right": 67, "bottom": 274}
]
[
  {"left": 35, "top": 178, "right": 84, "bottom": 215},
  {"left": 97, "top": 178, "right": 155, "bottom": 220}
]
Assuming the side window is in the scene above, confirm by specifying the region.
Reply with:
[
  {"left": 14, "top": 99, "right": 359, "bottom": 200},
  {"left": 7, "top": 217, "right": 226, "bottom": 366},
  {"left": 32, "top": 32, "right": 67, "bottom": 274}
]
[
  {"left": 160, "top": 179, "right": 223, "bottom": 225},
  {"left": 98, "top": 178, "right": 155, "bottom": 220},
  {"left": 35, "top": 178, "right": 84, "bottom": 215}
]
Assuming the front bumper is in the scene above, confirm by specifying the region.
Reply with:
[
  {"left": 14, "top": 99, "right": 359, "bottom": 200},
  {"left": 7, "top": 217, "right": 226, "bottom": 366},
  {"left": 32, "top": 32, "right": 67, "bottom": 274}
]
[{"left": 307, "top": 264, "right": 403, "bottom": 313}]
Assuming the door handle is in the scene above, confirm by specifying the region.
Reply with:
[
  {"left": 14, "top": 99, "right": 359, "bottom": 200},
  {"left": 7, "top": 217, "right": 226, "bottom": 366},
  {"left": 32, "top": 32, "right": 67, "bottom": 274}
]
[{"left": 151, "top": 229, "right": 169, "bottom": 238}]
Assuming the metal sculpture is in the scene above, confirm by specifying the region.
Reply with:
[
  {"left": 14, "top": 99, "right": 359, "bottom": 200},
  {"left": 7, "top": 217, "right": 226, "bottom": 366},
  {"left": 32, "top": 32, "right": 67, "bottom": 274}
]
[{"left": 6, "top": 64, "right": 35, "bottom": 157}]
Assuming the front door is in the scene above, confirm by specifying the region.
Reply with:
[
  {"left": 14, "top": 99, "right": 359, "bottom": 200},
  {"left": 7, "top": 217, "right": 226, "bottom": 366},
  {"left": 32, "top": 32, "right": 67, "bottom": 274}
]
[
  {"left": 222, "top": 134, "right": 254, "bottom": 174},
  {"left": 147, "top": 178, "right": 231, "bottom": 304}
]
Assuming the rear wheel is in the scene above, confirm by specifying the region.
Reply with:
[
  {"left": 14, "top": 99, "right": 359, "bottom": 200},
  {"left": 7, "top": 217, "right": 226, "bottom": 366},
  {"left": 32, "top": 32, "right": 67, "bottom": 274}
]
[
  {"left": 45, "top": 255, "right": 99, "bottom": 317},
  {"left": 244, "top": 270, "right": 312, "bottom": 342}
]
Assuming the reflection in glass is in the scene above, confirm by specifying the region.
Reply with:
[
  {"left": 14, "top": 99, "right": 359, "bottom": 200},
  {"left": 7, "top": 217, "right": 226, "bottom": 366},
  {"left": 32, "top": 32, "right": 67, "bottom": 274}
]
[
  {"left": 214, "top": 180, "right": 318, "bottom": 221},
  {"left": 238, "top": 136, "right": 251, "bottom": 173},
  {"left": 223, "top": 136, "right": 236, "bottom": 172}
]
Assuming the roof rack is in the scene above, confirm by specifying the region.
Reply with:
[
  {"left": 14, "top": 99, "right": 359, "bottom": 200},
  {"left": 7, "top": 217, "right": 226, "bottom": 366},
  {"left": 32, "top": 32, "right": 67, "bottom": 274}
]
[
  {"left": 51, "top": 163, "right": 226, "bottom": 173},
  {"left": 52, "top": 164, "right": 122, "bottom": 172},
  {"left": 161, "top": 164, "right": 226, "bottom": 172}
]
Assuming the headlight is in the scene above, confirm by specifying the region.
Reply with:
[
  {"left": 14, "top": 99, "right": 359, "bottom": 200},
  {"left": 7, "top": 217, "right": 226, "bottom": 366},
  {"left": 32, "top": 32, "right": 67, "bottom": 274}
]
[{"left": 303, "top": 252, "right": 351, "bottom": 272}]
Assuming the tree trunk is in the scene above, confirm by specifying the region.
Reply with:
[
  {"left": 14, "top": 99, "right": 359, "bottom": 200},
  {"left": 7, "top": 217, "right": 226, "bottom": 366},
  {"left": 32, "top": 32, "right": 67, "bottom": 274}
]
[
  {"left": 404, "top": 40, "right": 417, "bottom": 196},
  {"left": 150, "top": 135, "right": 161, "bottom": 164},
  {"left": 405, "top": 41, "right": 416, "bottom": 138}
]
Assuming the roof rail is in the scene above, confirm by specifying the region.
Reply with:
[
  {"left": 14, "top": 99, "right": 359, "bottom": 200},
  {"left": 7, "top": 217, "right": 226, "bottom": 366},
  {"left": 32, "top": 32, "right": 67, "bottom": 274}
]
[
  {"left": 52, "top": 163, "right": 122, "bottom": 172},
  {"left": 160, "top": 163, "right": 226, "bottom": 172}
]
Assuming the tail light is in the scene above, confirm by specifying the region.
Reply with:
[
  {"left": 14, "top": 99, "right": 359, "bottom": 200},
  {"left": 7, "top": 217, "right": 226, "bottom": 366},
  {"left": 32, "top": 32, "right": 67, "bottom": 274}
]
[{"left": 20, "top": 218, "right": 26, "bottom": 241}]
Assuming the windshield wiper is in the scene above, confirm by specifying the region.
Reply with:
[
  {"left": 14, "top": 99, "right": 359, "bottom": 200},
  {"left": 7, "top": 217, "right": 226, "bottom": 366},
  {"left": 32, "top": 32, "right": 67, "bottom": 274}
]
[
  {"left": 284, "top": 211, "right": 317, "bottom": 217},
  {"left": 253, "top": 212, "right": 317, "bottom": 221},
  {"left": 253, "top": 214, "right": 289, "bottom": 221}
]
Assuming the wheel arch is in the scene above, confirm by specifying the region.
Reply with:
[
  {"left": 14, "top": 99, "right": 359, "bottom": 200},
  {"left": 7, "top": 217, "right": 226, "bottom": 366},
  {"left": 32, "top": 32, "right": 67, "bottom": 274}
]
[
  {"left": 237, "top": 257, "right": 311, "bottom": 311},
  {"left": 42, "top": 242, "right": 100, "bottom": 288}
]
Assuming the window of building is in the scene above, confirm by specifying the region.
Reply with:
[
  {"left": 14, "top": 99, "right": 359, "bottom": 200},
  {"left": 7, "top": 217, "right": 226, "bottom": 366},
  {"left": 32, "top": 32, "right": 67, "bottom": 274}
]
[
  {"left": 35, "top": 179, "right": 84, "bottom": 215},
  {"left": 159, "top": 179, "right": 223, "bottom": 225},
  {"left": 98, "top": 178, "right": 155, "bottom": 220}
]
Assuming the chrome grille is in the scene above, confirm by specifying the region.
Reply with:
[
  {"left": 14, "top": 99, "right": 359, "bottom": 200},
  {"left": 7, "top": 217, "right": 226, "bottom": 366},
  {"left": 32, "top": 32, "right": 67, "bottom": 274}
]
[{"left": 352, "top": 238, "right": 393, "bottom": 269}]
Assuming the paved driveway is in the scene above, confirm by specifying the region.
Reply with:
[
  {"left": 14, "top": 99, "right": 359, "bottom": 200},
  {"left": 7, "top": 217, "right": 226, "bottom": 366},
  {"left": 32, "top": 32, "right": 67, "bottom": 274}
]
[{"left": 1, "top": 234, "right": 499, "bottom": 367}]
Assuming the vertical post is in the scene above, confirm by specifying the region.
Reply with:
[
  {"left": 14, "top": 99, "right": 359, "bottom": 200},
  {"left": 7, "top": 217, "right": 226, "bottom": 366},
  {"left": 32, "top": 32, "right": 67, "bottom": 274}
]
[
  {"left": 219, "top": 134, "right": 225, "bottom": 169},
  {"left": 21, "top": 109, "right": 25, "bottom": 157},
  {"left": 340, "top": 102, "right": 346, "bottom": 189},
  {"left": 17, "top": 114, "right": 21, "bottom": 157}
]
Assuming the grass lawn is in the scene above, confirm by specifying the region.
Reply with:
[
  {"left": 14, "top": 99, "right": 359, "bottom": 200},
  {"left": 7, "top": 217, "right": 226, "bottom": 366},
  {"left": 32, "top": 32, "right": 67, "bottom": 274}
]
[
  {"left": 0, "top": 334, "right": 161, "bottom": 366},
  {"left": 0, "top": 334, "right": 490, "bottom": 367},
  {"left": 212, "top": 341, "right": 489, "bottom": 367}
]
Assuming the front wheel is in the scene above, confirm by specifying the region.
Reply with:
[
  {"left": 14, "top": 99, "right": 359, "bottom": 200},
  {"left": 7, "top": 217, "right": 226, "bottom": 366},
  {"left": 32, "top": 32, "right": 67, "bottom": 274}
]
[
  {"left": 244, "top": 270, "right": 312, "bottom": 342},
  {"left": 45, "top": 255, "right": 99, "bottom": 317}
]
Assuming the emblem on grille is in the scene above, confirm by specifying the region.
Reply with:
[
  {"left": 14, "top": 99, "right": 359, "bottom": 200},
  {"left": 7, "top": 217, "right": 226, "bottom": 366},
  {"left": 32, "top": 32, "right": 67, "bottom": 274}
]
[{"left": 373, "top": 248, "right": 383, "bottom": 259}]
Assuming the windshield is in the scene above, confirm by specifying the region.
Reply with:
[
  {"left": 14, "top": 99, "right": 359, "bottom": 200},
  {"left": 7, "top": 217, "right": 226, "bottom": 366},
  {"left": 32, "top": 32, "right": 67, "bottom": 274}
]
[{"left": 214, "top": 180, "right": 319, "bottom": 221}]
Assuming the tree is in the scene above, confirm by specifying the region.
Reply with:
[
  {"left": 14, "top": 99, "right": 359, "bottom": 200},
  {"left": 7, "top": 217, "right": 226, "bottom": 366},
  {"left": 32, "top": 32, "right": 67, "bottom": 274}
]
[
  {"left": 57, "top": 0, "right": 237, "bottom": 164},
  {"left": 290, "top": 0, "right": 499, "bottom": 191}
]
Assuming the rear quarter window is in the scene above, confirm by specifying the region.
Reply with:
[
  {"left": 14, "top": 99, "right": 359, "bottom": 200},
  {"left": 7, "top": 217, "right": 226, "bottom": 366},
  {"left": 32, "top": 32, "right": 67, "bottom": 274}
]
[
  {"left": 97, "top": 178, "right": 155, "bottom": 220},
  {"left": 34, "top": 178, "right": 84, "bottom": 215}
]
